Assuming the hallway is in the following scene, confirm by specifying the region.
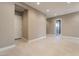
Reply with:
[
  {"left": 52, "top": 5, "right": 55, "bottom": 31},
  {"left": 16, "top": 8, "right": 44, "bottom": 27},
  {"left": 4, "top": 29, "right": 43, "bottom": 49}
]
[{"left": 0, "top": 34, "right": 79, "bottom": 56}]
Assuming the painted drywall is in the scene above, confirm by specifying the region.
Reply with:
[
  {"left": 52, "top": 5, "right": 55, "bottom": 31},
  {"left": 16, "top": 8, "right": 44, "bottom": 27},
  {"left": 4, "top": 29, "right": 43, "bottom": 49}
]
[
  {"left": 28, "top": 9, "right": 46, "bottom": 40},
  {"left": 22, "top": 10, "right": 28, "bottom": 40},
  {"left": 0, "top": 3, "right": 15, "bottom": 48},
  {"left": 47, "top": 12, "right": 79, "bottom": 37},
  {"left": 62, "top": 12, "right": 79, "bottom": 37},
  {"left": 16, "top": 3, "right": 46, "bottom": 40},
  {"left": 15, "top": 14, "right": 22, "bottom": 39},
  {"left": 47, "top": 18, "right": 55, "bottom": 34}
]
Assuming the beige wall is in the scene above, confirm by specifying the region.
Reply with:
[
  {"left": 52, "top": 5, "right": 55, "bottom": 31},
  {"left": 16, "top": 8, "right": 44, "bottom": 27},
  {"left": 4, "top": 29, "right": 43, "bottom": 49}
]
[
  {"left": 16, "top": 3, "right": 46, "bottom": 40},
  {"left": 62, "top": 12, "right": 79, "bottom": 37},
  {"left": 0, "top": 3, "right": 15, "bottom": 48},
  {"left": 28, "top": 9, "right": 46, "bottom": 40},
  {"left": 0, "top": 2, "right": 46, "bottom": 48},
  {"left": 47, "top": 18, "right": 55, "bottom": 34},
  {"left": 22, "top": 10, "right": 28, "bottom": 40},
  {"left": 47, "top": 12, "right": 79, "bottom": 37}
]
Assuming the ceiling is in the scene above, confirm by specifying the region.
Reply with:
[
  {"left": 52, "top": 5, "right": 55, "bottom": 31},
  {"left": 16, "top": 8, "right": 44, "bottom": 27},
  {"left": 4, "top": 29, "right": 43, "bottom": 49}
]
[
  {"left": 15, "top": 4, "right": 24, "bottom": 12},
  {"left": 24, "top": 2, "right": 79, "bottom": 18}
]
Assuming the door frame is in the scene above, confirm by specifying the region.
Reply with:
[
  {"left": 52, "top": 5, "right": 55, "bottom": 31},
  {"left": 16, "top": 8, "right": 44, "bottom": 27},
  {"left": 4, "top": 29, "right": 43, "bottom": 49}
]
[
  {"left": 54, "top": 17, "right": 62, "bottom": 37},
  {"left": 15, "top": 14, "right": 23, "bottom": 39}
]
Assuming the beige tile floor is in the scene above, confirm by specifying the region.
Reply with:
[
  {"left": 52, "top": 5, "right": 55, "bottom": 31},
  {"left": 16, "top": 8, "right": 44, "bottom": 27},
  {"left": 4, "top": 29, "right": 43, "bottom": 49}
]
[{"left": 0, "top": 34, "right": 79, "bottom": 56}]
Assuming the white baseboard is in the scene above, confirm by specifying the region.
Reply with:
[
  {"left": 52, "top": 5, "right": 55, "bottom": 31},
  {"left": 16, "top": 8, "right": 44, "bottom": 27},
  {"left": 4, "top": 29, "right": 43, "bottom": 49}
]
[
  {"left": 0, "top": 44, "right": 16, "bottom": 52},
  {"left": 63, "top": 36, "right": 79, "bottom": 40},
  {"left": 28, "top": 36, "right": 46, "bottom": 43},
  {"left": 62, "top": 36, "right": 79, "bottom": 44}
]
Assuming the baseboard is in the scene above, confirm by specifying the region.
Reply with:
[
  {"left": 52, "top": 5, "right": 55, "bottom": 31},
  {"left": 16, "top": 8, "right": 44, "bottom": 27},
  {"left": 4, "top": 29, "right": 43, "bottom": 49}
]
[
  {"left": 28, "top": 36, "right": 46, "bottom": 43},
  {"left": 0, "top": 44, "right": 16, "bottom": 52},
  {"left": 63, "top": 36, "right": 79, "bottom": 40}
]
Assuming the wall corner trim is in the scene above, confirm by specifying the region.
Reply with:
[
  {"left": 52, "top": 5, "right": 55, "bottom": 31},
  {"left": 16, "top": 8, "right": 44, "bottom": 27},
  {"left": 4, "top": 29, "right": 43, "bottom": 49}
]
[
  {"left": 0, "top": 44, "right": 16, "bottom": 52},
  {"left": 28, "top": 36, "right": 46, "bottom": 43}
]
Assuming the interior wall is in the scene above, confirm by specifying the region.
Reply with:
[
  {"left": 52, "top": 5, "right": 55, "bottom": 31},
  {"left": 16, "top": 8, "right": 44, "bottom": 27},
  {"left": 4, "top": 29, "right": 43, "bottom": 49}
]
[
  {"left": 16, "top": 3, "right": 46, "bottom": 40},
  {"left": 62, "top": 12, "right": 79, "bottom": 37},
  {"left": 22, "top": 10, "right": 28, "bottom": 40},
  {"left": 0, "top": 3, "right": 15, "bottom": 48},
  {"left": 28, "top": 9, "right": 46, "bottom": 40},
  {"left": 47, "top": 12, "right": 79, "bottom": 37},
  {"left": 47, "top": 18, "right": 55, "bottom": 34},
  {"left": 15, "top": 14, "right": 22, "bottom": 39}
]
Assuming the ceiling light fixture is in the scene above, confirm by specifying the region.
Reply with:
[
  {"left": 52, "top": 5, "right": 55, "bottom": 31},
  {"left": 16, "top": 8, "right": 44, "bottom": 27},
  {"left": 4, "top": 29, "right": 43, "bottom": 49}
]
[
  {"left": 46, "top": 9, "right": 50, "bottom": 12},
  {"left": 37, "top": 2, "right": 40, "bottom": 5}
]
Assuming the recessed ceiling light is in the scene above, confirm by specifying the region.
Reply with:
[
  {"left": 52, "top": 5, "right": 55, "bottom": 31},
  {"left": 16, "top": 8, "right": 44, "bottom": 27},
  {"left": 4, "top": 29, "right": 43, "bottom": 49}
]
[
  {"left": 46, "top": 9, "right": 50, "bottom": 12},
  {"left": 37, "top": 2, "right": 40, "bottom": 5}
]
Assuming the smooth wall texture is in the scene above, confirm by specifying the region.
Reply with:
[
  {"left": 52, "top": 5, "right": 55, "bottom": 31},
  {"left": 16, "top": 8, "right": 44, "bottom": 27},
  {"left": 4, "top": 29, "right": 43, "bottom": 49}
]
[
  {"left": 28, "top": 9, "right": 46, "bottom": 40},
  {"left": 47, "top": 12, "right": 79, "bottom": 37},
  {"left": 47, "top": 18, "right": 55, "bottom": 34},
  {"left": 16, "top": 3, "right": 46, "bottom": 40},
  {"left": 0, "top": 3, "right": 15, "bottom": 48},
  {"left": 22, "top": 10, "right": 28, "bottom": 40},
  {"left": 62, "top": 12, "right": 79, "bottom": 37},
  {"left": 15, "top": 14, "right": 22, "bottom": 39}
]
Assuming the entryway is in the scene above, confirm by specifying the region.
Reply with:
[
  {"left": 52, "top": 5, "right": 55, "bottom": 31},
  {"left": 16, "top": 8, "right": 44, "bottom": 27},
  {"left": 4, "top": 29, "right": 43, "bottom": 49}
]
[{"left": 55, "top": 18, "right": 62, "bottom": 41}]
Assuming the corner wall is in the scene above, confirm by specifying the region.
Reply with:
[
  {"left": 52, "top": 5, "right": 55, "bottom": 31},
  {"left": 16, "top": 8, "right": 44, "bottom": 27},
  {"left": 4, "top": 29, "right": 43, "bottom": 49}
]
[
  {"left": 22, "top": 10, "right": 28, "bottom": 40},
  {"left": 16, "top": 3, "right": 46, "bottom": 40},
  {"left": 0, "top": 3, "right": 15, "bottom": 48},
  {"left": 28, "top": 9, "right": 46, "bottom": 40},
  {"left": 47, "top": 12, "right": 79, "bottom": 37}
]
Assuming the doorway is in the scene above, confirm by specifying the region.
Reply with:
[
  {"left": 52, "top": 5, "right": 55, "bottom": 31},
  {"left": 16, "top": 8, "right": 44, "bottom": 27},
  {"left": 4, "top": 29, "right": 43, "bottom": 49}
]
[
  {"left": 15, "top": 12, "right": 23, "bottom": 39},
  {"left": 55, "top": 18, "right": 62, "bottom": 40}
]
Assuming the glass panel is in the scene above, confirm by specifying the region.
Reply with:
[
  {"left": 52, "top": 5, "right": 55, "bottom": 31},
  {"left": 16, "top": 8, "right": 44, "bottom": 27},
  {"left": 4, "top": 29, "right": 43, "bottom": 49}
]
[{"left": 56, "top": 20, "right": 61, "bottom": 36}]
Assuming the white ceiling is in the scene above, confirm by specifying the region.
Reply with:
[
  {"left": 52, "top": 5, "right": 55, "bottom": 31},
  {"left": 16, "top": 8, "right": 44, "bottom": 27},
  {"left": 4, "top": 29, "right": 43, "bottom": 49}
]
[{"left": 25, "top": 2, "right": 79, "bottom": 18}]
